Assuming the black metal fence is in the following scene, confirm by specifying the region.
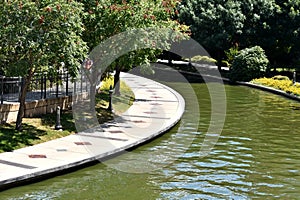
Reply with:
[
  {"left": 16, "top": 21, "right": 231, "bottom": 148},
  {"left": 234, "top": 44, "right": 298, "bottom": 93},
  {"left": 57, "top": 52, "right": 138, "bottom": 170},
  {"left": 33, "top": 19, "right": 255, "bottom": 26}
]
[{"left": 0, "top": 71, "right": 89, "bottom": 104}]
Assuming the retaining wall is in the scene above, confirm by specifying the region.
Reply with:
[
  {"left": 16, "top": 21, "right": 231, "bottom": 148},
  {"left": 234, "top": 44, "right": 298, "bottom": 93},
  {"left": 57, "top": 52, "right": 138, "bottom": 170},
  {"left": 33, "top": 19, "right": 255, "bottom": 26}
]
[{"left": 0, "top": 93, "right": 88, "bottom": 123}]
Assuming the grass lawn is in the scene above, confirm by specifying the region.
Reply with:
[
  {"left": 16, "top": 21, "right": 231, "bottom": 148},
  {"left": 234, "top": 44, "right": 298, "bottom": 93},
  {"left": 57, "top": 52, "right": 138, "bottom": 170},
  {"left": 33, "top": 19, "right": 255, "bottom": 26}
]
[{"left": 0, "top": 78, "right": 134, "bottom": 153}]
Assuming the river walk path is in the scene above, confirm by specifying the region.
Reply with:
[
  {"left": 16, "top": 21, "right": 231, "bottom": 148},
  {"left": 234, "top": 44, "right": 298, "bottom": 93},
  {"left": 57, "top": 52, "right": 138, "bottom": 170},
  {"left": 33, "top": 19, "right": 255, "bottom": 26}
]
[{"left": 0, "top": 73, "right": 185, "bottom": 190}]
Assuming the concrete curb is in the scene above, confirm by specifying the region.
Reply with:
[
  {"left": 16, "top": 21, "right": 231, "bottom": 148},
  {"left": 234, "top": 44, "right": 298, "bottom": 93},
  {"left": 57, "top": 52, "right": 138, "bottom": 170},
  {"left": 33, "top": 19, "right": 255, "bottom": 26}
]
[
  {"left": 236, "top": 81, "right": 300, "bottom": 102},
  {"left": 156, "top": 62, "right": 300, "bottom": 102}
]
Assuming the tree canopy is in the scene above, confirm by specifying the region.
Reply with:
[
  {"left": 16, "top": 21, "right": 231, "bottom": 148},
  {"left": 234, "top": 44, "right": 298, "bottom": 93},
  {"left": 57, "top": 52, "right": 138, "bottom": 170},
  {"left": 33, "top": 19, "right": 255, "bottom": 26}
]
[
  {"left": 0, "top": 0, "right": 189, "bottom": 129},
  {"left": 80, "top": 0, "right": 189, "bottom": 94},
  {"left": 0, "top": 0, "right": 88, "bottom": 130},
  {"left": 179, "top": 0, "right": 300, "bottom": 69}
]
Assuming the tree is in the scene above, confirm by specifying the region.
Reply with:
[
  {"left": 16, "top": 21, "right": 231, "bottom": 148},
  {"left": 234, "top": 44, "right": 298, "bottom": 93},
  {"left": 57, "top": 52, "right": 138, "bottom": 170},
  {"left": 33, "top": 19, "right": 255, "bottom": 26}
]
[
  {"left": 237, "top": 0, "right": 300, "bottom": 68},
  {"left": 265, "top": 0, "right": 300, "bottom": 68},
  {"left": 179, "top": 0, "right": 300, "bottom": 69},
  {"left": 80, "top": 0, "right": 189, "bottom": 97},
  {"left": 178, "top": 0, "right": 245, "bottom": 68},
  {"left": 0, "top": 0, "right": 88, "bottom": 130}
]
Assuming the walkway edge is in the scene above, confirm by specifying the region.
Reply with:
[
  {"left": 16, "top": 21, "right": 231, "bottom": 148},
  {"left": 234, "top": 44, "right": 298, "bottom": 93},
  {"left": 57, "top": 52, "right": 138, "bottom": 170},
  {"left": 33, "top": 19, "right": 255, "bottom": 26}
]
[
  {"left": 0, "top": 72, "right": 185, "bottom": 191},
  {"left": 236, "top": 81, "right": 300, "bottom": 102}
]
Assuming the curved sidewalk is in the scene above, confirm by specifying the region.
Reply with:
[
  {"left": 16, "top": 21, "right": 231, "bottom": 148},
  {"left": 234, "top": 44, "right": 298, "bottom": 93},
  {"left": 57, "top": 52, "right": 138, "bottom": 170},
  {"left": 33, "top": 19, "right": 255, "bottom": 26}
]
[{"left": 0, "top": 73, "right": 185, "bottom": 190}]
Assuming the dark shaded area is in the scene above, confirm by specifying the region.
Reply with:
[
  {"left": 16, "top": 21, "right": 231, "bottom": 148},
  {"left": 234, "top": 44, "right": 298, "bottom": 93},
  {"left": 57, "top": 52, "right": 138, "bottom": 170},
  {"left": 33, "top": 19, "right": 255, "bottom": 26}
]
[
  {"left": 157, "top": 60, "right": 198, "bottom": 73},
  {"left": 132, "top": 62, "right": 222, "bottom": 84},
  {"left": 95, "top": 91, "right": 134, "bottom": 124},
  {"left": 267, "top": 70, "right": 300, "bottom": 80},
  {"left": 0, "top": 123, "right": 46, "bottom": 152},
  {"left": 41, "top": 110, "right": 76, "bottom": 133},
  {"left": 95, "top": 91, "right": 115, "bottom": 123},
  {"left": 157, "top": 50, "right": 183, "bottom": 62}
]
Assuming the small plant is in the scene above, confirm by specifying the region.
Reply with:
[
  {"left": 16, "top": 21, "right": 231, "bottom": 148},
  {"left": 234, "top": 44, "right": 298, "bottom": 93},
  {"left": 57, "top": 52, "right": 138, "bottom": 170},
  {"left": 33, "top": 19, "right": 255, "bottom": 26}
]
[
  {"left": 229, "top": 46, "right": 269, "bottom": 82},
  {"left": 222, "top": 46, "right": 239, "bottom": 67}
]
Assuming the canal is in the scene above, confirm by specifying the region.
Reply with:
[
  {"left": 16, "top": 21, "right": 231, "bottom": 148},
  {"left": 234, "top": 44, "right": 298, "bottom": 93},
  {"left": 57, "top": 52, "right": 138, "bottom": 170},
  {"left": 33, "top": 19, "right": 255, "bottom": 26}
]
[{"left": 1, "top": 77, "right": 300, "bottom": 199}]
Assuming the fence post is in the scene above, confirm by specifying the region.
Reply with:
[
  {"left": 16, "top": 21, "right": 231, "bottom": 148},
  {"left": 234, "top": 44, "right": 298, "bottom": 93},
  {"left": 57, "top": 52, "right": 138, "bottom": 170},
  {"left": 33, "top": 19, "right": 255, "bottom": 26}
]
[
  {"left": 56, "top": 72, "right": 59, "bottom": 98},
  {"left": 66, "top": 72, "right": 69, "bottom": 96},
  {"left": 84, "top": 76, "right": 86, "bottom": 92},
  {"left": 43, "top": 73, "right": 47, "bottom": 99},
  {"left": 1, "top": 76, "right": 4, "bottom": 104},
  {"left": 80, "top": 70, "right": 83, "bottom": 93},
  {"left": 73, "top": 79, "right": 76, "bottom": 95},
  {"left": 19, "top": 77, "right": 25, "bottom": 103},
  {"left": 40, "top": 73, "right": 43, "bottom": 99},
  {"left": 18, "top": 77, "right": 22, "bottom": 95}
]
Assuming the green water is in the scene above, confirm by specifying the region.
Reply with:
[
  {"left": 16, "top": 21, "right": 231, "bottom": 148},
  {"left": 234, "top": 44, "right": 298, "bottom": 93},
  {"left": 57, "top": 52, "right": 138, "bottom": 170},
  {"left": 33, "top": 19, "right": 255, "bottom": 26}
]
[{"left": 1, "top": 82, "right": 300, "bottom": 200}]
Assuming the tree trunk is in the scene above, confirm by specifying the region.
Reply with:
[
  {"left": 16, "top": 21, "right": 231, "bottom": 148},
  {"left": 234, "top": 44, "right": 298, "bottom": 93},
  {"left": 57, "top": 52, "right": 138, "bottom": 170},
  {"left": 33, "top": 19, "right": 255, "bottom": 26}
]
[
  {"left": 89, "top": 83, "right": 96, "bottom": 111},
  {"left": 114, "top": 66, "right": 121, "bottom": 96},
  {"left": 15, "top": 69, "right": 34, "bottom": 131}
]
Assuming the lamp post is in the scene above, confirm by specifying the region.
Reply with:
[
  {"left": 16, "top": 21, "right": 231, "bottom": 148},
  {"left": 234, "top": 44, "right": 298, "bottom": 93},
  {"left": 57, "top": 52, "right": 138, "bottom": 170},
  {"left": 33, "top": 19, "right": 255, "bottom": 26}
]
[
  {"left": 293, "top": 71, "right": 297, "bottom": 85},
  {"left": 108, "top": 85, "right": 114, "bottom": 112},
  {"left": 188, "top": 57, "right": 192, "bottom": 66}
]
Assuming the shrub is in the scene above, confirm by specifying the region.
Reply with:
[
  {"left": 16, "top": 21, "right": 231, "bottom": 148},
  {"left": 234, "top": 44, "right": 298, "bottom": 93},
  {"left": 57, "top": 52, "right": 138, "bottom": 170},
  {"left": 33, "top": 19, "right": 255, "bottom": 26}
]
[
  {"left": 251, "top": 77, "right": 300, "bottom": 96},
  {"left": 188, "top": 55, "right": 217, "bottom": 64},
  {"left": 272, "top": 75, "right": 290, "bottom": 80},
  {"left": 100, "top": 76, "right": 114, "bottom": 91},
  {"left": 229, "top": 46, "right": 269, "bottom": 82}
]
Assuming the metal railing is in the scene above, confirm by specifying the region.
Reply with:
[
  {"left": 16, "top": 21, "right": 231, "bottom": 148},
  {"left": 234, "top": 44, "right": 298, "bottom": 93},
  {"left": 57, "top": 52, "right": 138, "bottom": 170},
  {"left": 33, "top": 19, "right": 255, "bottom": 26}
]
[{"left": 0, "top": 71, "right": 90, "bottom": 104}]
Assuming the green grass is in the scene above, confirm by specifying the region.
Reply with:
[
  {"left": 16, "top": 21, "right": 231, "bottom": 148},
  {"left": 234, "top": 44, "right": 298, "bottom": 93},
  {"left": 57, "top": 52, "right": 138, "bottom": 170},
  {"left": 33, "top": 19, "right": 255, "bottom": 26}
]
[
  {"left": 96, "top": 77, "right": 135, "bottom": 122},
  {"left": 0, "top": 79, "right": 135, "bottom": 152}
]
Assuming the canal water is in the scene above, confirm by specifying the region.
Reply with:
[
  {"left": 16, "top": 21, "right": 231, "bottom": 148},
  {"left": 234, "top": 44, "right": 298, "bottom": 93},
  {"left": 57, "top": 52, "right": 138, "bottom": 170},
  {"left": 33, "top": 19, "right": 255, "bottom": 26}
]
[{"left": 1, "top": 80, "right": 300, "bottom": 199}]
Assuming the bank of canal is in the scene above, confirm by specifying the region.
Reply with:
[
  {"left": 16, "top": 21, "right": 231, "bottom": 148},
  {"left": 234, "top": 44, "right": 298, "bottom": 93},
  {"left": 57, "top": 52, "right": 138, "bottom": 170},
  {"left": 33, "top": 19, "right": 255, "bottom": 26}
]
[{"left": 1, "top": 77, "right": 300, "bottom": 199}]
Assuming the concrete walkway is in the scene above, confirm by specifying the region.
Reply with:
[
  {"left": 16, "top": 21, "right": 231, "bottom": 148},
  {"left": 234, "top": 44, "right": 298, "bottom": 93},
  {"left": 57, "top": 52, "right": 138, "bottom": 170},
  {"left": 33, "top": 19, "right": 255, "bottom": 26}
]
[{"left": 0, "top": 73, "right": 185, "bottom": 190}]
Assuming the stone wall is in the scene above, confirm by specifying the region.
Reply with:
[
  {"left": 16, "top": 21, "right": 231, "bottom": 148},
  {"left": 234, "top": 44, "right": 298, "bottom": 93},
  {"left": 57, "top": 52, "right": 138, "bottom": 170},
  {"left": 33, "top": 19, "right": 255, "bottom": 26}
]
[
  {"left": 0, "top": 93, "right": 88, "bottom": 123},
  {"left": 0, "top": 104, "right": 19, "bottom": 123}
]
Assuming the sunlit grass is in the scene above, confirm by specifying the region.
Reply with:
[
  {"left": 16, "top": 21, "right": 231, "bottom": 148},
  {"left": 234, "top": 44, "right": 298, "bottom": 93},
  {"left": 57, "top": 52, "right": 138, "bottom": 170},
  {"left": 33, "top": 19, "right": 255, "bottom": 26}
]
[{"left": 96, "top": 77, "right": 135, "bottom": 122}]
